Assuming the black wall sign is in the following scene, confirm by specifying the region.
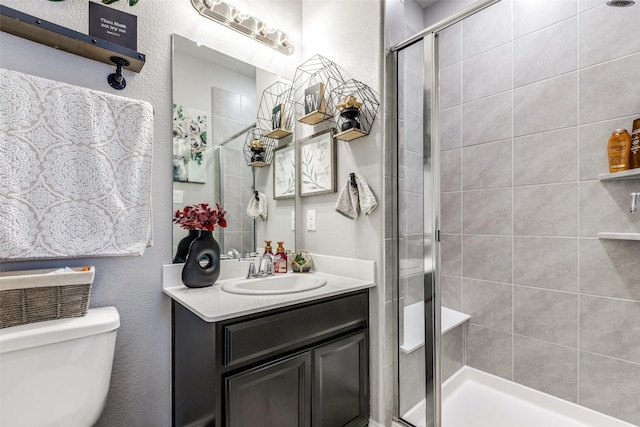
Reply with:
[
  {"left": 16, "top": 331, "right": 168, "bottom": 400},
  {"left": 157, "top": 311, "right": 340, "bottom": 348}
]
[{"left": 89, "top": 2, "right": 137, "bottom": 51}]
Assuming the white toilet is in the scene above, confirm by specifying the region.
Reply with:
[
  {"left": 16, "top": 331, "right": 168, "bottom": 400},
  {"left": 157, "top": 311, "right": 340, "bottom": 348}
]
[{"left": 0, "top": 307, "right": 120, "bottom": 427}]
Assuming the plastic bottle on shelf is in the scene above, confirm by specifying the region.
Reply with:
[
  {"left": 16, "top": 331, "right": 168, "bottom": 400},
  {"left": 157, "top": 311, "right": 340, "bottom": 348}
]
[
  {"left": 607, "top": 129, "right": 632, "bottom": 173},
  {"left": 630, "top": 118, "right": 640, "bottom": 169}
]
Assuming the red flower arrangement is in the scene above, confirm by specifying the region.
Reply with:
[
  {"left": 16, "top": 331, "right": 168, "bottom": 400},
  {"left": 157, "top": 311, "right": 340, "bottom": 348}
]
[{"left": 173, "top": 203, "right": 227, "bottom": 231}]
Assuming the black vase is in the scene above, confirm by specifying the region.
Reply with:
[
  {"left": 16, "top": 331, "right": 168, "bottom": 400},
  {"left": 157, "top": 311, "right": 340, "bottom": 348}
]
[
  {"left": 181, "top": 231, "right": 221, "bottom": 288},
  {"left": 340, "top": 107, "right": 361, "bottom": 132},
  {"left": 173, "top": 229, "right": 200, "bottom": 264}
]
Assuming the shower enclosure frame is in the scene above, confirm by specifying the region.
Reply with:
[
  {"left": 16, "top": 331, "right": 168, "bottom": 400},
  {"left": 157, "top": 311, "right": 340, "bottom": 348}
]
[{"left": 388, "top": 1, "right": 500, "bottom": 426}]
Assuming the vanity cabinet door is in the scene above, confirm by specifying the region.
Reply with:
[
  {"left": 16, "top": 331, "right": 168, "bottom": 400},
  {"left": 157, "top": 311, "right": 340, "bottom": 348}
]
[
  {"left": 312, "top": 331, "right": 369, "bottom": 427},
  {"left": 226, "top": 352, "right": 312, "bottom": 427}
]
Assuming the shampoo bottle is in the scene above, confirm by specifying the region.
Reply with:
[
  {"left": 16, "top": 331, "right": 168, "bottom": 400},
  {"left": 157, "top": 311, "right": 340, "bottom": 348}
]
[
  {"left": 608, "top": 129, "right": 632, "bottom": 173},
  {"left": 274, "top": 242, "right": 288, "bottom": 273},
  {"left": 630, "top": 118, "right": 640, "bottom": 169}
]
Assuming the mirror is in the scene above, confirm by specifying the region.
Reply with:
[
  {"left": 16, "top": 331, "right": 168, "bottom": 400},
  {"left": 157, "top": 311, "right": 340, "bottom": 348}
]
[{"left": 172, "top": 34, "right": 295, "bottom": 260}]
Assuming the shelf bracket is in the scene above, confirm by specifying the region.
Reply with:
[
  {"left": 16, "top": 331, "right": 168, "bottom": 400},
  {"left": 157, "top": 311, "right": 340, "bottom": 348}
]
[{"left": 0, "top": 5, "right": 146, "bottom": 89}]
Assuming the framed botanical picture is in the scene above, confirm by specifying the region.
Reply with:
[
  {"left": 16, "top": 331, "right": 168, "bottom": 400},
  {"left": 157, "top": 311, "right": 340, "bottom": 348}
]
[
  {"left": 298, "top": 128, "right": 337, "bottom": 197},
  {"left": 172, "top": 104, "right": 207, "bottom": 184},
  {"left": 273, "top": 143, "right": 296, "bottom": 200}
]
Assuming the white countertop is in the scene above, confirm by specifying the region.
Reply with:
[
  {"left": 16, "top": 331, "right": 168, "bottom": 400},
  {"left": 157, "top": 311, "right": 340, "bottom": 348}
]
[{"left": 162, "top": 254, "right": 376, "bottom": 322}]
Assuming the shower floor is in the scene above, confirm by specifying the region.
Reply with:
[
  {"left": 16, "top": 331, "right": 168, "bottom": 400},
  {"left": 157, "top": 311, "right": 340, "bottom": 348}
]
[{"left": 402, "top": 366, "right": 635, "bottom": 427}]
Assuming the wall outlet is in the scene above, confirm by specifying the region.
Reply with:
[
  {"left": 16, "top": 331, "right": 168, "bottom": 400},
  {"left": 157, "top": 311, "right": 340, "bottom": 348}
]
[
  {"left": 306, "top": 209, "right": 317, "bottom": 231},
  {"left": 173, "top": 190, "right": 184, "bottom": 204}
]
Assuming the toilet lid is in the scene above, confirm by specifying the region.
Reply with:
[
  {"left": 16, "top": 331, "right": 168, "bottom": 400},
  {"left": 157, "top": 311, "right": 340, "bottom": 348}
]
[{"left": 0, "top": 306, "right": 120, "bottom": 354}]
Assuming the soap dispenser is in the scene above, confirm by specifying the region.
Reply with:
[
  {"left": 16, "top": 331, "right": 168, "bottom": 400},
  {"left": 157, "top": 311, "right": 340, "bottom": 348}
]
[
  {"left": 274, "top": 242, "right": 288, "bottom": 273},
  {"left": 264, "top": 240, "right": 273, "bottom": 254}
]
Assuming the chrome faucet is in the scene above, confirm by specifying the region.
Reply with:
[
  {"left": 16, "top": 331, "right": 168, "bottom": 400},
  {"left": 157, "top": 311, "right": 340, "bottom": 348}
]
[
  {"left": 631, "top": 192, "right": 639, "bottom": 214},
  {"left": 257, "top": 252, "right": 275, "bottom": 277},
  {"left": 246, "top": 253, "right": 274, "bottom": 278},
  {"left": 226, "top": 248, "right": 241, "bottom": 259}
]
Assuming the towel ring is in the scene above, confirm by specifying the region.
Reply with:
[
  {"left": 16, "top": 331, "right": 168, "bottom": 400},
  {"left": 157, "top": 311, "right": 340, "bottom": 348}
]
[{"left": 108, "top": 56, "right": 129, "bottom": 90}]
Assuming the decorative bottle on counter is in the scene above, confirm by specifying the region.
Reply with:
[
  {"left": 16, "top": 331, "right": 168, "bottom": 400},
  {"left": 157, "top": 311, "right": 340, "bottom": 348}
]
[
  {"left": 274, "top": 241, "right": 288, "bottom": 273},
  {"left": 630, "top": 118, "right": 640, "bottom": 169},
  {"left": 608, "top": 129, "right": 632, "bottom": 173}
]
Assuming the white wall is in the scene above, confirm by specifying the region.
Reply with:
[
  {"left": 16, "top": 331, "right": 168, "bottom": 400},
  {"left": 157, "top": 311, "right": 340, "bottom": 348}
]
[
  {"left": 0, "top": 0, "right": 302, "bottom": 425},
  {"left": 300, "top": 0, "right": 385, "bottom": 422}
]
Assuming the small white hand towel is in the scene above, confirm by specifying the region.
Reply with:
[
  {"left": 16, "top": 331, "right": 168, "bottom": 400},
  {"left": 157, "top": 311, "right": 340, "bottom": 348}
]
[
  {"left": 335, "top": 179, "right": 360, "bottom": 219},
  {"left": 334, "top": 174, "right": 377, "bottom": 219},
  {"left": 355, "top": 174, "right": 378, "bottom": 216},
  {"left": 247, "top": 191, "right": 268, "bottom": 221}
]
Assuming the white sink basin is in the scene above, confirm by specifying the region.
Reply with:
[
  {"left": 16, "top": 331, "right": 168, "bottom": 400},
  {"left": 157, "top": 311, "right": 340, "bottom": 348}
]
[{"left": 221, "top": 274, "right": 327, "bottom": 295}]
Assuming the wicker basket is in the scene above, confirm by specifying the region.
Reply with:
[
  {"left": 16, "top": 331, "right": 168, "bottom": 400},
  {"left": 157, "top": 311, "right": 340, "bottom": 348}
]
[{"left": 0, "top": 267, "right": 94, "bottom": 329}]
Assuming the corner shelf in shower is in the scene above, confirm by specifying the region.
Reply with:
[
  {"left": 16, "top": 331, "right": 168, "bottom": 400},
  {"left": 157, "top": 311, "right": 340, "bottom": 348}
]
[
  {"left": 597, "top": 232, "right": 640, "bottom": 241},
  {"left": 598, "top": 168, "right": 640, "bottom": 181},
  {"left": 0, "top": 5, "right": 146, "bottom": 73}
]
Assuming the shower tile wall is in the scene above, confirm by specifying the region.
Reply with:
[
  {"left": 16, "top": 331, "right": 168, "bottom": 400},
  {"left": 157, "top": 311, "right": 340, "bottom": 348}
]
[
  {"left": 438, "top": 0, "right": 640, "bottom": 424},
  {"left": 211, "top": 87, "right": 255, "bottom": 256}
]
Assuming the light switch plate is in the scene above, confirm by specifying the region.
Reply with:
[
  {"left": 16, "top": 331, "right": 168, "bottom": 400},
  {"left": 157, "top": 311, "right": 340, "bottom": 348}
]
[
  {"left": 306, "top": 209, "right": 316, "bottom": 231},
  {"left": 291, "top": 211, "right": 296, "bottom": 231},
  {"left": 173, "top": 190, "right": 184, "bottom": 204}
]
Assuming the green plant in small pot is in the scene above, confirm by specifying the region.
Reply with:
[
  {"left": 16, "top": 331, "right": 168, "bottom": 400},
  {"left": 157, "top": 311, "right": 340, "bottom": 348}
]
[{"left": 290, "top": 251, "right": 313, "bottom": 273}]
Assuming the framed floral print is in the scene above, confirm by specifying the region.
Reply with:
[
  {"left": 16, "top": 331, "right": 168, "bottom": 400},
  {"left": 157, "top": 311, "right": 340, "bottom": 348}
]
[
  {"left": 273, "top": 143, "right": 296, "bottom": 200},
  {"left": 173, "top": 104, "right": 207, "bottom": 184},
  {"left": 298, "top": 128, "right": 337, "bottom": 197}
]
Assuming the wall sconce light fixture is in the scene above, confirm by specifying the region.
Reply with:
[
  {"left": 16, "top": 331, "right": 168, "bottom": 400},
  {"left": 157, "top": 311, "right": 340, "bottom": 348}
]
[{"left": 191, "top": 0, "right": 294, "bottom": 55}]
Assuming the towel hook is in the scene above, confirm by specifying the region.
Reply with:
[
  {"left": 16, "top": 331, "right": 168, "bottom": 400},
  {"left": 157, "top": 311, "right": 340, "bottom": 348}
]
[
  {"left": 254, "top": 191, "right": 259, "bottom": 201},
  {"left": 108, "top": 56, "right": 129, "bottom": 90},
  {"left": 350, "top": 173, "right": 358, "bottom": 189}
]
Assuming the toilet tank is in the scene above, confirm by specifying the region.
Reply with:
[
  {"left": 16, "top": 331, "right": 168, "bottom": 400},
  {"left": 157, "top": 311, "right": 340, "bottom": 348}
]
[{"left": 0, "top": 307, "right": 120, "bottom": 427}]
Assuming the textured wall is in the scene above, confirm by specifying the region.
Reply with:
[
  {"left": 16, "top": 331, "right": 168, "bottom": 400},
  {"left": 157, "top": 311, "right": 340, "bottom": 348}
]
[
  {"left": 0, "top": 0, "right": 301, "bottom": 425},
  {"left": 438, "top": 0, "right": 640, "bottom": 424}
]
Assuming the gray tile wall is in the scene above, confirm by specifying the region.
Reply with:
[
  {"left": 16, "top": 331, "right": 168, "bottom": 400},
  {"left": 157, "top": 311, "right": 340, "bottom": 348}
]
[
  {"left": 212, "top": 88, "right": 255, "bottom": 256},
  {"left": 439, "top": 1, "right": 640, "bottom": 424}
]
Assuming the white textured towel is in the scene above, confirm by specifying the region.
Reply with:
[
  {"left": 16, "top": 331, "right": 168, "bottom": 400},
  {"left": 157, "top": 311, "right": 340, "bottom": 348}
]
[
  {"left": 335, "top": 173, "right": 377, "bottom": 219},
  {"left": 247, "top": 191, "right": 268, "bottom": 221},
  {"left": 0, "top": 68, "right": 154, "bottom": 260}
]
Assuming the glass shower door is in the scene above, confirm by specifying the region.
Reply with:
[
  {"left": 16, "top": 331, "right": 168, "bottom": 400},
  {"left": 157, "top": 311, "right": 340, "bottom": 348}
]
[{"left": 395, "top": 33, "right": 439, "bottom": 427}]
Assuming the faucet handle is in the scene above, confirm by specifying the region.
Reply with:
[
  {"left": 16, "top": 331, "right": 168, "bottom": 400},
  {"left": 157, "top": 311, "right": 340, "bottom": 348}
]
[
  {"left": 265, "top": 259, "right": 274, "bottom": 276},
  {"left": 246, "top": 261, "right": 256, "bottom": 278}
]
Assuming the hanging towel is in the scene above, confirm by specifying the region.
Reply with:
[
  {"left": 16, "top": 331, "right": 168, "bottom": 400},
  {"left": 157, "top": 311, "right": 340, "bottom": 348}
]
[
  {"left": 0, "top": 68, "right": 154, "bottom": 260},
  {"left": 247, "top": 191, "right": 268, "bottom": 221},
  {"left": 334, "top": 173, "right": 377, "bottom": 219},
  {"left": 355, "top": 174, "right": 378, "bottom": 216},
  {"left": 335, "top": 179, "right": 360, "bottom": 220}
]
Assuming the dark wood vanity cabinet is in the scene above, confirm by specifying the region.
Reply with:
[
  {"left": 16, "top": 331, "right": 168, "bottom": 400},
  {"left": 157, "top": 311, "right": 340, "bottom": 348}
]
[{"left": 172, "top": 290, "right": 369, "bottom": 427}]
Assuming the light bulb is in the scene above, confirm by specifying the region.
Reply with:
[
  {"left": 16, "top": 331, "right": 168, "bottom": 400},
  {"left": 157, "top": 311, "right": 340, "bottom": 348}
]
[
  {"left": 231, "top": 1, "right": 251, "bottom": 23},
  {"left": 279, "top": 33, "right": 291, "bottom": 47},
  {"left": 204, "top": 0, "right": 222, "bottom": 9},
  {"left": 258, "top": 16, "right": 277, "bottom": 36}
]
